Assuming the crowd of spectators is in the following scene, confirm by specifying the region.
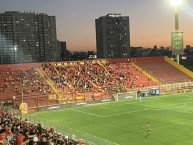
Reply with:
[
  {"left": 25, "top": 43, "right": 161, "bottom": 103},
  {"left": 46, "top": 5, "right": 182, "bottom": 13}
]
[
  {"left": 105, "top": 62, "right": 156, "bottom": 88},
  {"left": 43, "top": 61, "right": 116, "bottom": 99},
  {"left": 0, "top": 65, "right": 57, "bottom": 109},
  {"left": 0, "top": 61, "right": 157, "bottom": 108},
  {"left": 0, "top": 67, "right": 53, "bottom": 97},
  {"left": 0, "top": 110, "right": 83, "bottom": 145},
  {"left": 39, "top": 61, "right": 157, "bottom": 101}
]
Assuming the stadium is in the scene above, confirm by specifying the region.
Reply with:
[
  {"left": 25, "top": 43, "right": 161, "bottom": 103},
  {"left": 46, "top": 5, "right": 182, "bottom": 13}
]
[{"left": 0, "top": 56, "right": 193, "bottom": 145}]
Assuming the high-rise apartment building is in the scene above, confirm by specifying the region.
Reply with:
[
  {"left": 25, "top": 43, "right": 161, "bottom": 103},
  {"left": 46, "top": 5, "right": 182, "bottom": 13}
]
[
  {"left": 95, "top": 13, "right": 130, "bottom": 58},
  {"left": 57, "top": 41, "right": 69, "bottom": 61},
  {"left": 0, "top": 11, "right": 59, "bottom": 64}
]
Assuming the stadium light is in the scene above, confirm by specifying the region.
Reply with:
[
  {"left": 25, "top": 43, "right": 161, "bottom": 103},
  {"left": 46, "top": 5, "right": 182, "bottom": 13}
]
[
  {"left": 170, "top": 0, "right": 182, "bottom": 7},
  {"left": 170, "top": 0, "right": 183, "bottom": 31},
  {"left": 170, "top": 0, "right": 183, "bottom": 64}
]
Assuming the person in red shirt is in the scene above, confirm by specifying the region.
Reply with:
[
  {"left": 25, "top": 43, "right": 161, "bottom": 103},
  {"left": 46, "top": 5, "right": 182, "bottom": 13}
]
[
  {"left": 16, "top": 131, "right": 25, "bottom": 145},
  {"left": 5, "top": 124, "right": 13, "bottom": 137},
  {"left": 0, "top": 129, "right": 6, "bottom": 142},
  {"left": 5, "top": 124, "right": 13, "bottom": 143}
]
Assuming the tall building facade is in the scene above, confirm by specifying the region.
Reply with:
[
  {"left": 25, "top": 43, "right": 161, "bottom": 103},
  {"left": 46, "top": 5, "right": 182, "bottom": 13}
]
[
  {"left": 0, "top": 11, "right": 59, "bottom": 64},
  {"left": 95, "top": 13, "right": 130, "bottom": 58},
  {"left": 57, "top": 41, "right": 69, "bottom": 61}
]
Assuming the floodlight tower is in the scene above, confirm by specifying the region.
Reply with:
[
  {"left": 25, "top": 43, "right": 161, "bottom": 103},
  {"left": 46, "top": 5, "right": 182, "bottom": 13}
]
[
  {"left": 171, "top": 0, "right": 183, "bottom": 64},
  {"left": 171, "top": 0, "right": 182, "bottom": 31}
]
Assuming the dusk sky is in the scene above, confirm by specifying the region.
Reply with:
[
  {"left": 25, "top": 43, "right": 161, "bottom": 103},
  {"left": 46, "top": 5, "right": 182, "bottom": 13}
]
[{"left": 1, "top": 0, "right": 193, "bottom": 51}]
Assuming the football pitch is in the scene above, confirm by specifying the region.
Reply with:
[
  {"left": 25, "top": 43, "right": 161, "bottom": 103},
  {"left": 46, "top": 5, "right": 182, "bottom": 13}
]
[{"left": 28, "top": 92, "right": 193, "bottom": 145}]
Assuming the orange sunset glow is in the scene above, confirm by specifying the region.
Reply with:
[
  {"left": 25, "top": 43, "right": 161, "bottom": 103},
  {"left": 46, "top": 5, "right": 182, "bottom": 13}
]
[{"left": 2, "top": 0, "right": 193, "bottom": 51}]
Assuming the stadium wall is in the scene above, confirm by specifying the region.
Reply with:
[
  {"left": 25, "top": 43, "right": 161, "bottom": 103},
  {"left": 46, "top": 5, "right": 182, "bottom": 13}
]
[
  {"left": 54, "top": 59, "right": 108, "bottom": 66},
  {"left": 131, "top": 56, "right": 164, "bottom": 63},
  {"left": 37, "top": 98, "right": 115, "bottom": 111},
  {"left": 0, "top": 63, "right": 42, "bottom": 70},
  {"left": 107, "top": 58, "right": 129, "bottom": 63},
  {"left": 107, "top": 56, "right": 165, "bottom": 64}
]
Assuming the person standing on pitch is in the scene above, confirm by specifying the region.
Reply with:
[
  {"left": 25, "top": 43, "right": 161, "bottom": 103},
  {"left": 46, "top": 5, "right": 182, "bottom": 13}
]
[
  {"left": 137, "top": 91, "right": 142, "bottom": 102},
  {"left": 146, "top": 122, "right": 151, "bottom": 133}
]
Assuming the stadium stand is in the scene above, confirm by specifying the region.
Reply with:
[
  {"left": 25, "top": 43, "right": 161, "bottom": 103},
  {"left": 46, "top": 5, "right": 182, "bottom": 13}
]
[
  {"left": 0, "top": 56, "right": 193, "bottom": 145},
  {"left": 131, "top": 56, "right": 193, "bottom": 94},
  {"left": 134, "top": 56, "right": 193, "bottom": 82},
  {"left": 0, "top": 56, "right": 193, "bottom": 110},
  {"left": 0, "top": 63, "right": 58, "bottom": 109}
]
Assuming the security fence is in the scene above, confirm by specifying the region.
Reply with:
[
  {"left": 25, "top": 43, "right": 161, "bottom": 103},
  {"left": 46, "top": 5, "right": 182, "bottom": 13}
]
[
  {"left": 0, "top": 105, "right": 119, "bottom": 145},
  {"left": 24, "top": 114, "right": 119, "bottom": 145},
  {"left": 160, "top": 79, "right": 193, "bottom": 94}
]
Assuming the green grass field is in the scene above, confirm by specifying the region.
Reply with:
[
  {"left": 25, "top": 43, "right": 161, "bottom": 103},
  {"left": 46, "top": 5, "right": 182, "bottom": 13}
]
[{"left": 28, "top": 92, "right": 193, "bottom": 145}]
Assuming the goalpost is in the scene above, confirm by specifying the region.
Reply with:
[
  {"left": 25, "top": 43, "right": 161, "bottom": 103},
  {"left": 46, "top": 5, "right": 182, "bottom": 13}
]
[{"left": 114, "top": 91, "right": 137, "bottom": 102}]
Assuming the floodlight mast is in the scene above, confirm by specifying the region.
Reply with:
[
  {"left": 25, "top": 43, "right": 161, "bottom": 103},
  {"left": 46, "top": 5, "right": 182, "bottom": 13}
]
[
  {"left": 174, "top": 6, "right": 179, "bottom": 31},
  {"left": 171, "top": 0, "right": 182, "bottom": 64},
  {"left": 171, "top": 0, "right": 182, "bottom": 30}
]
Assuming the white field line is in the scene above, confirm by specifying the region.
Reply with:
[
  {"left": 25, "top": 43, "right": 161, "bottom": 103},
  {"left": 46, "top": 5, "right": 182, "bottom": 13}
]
[
  {"left": 102, "top": 102, "right": 187, "bottom": 118},
  {"left": 70, "top": 108, "right": 103, "bottom": 117},
  {"left": 70, "top": 102, "right": 188, "bottom": 118},
  {"left": 83, "top": 93, "right": 192, "bottom": 108}
]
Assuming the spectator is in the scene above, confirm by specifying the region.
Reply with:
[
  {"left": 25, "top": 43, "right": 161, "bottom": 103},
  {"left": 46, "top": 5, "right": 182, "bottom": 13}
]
[
  {"left": 0, "top": 129, "right": 6, "bottom": 143},
  {"left": 16, "top": 131, "right": 25, "bottom": 145}
]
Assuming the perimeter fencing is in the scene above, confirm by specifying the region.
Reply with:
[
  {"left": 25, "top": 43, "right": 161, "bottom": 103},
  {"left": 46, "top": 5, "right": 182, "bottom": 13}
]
[
  {"left": 0, "top": 105, "right": 119, "bottom": 145},
  {"left": 160, "top": 80, "right": 193, "bottom": 94},
  {"left": 24, "top": 114, "right": 119, "bottom": 145}
]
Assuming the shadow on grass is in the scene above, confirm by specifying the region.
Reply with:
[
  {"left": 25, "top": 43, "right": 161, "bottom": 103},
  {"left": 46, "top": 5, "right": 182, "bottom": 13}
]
[
  {"left": 139, "top": 127, "right": 150, "bottom": 139},
  {"left": 145, "top": 132, "right": 150, "bottom": 139}
]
